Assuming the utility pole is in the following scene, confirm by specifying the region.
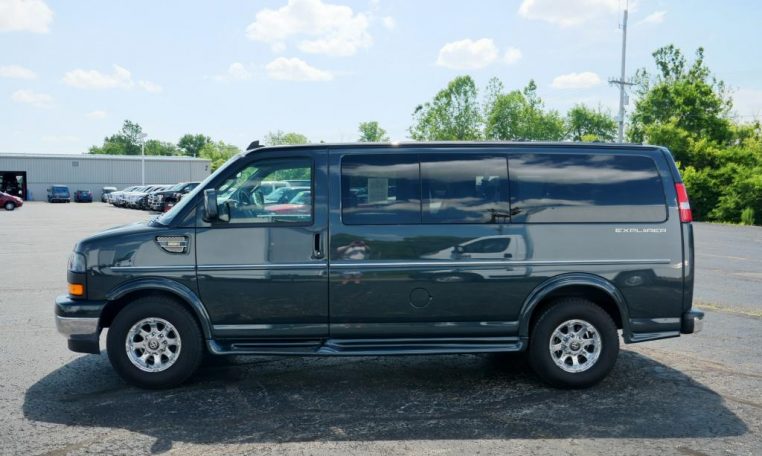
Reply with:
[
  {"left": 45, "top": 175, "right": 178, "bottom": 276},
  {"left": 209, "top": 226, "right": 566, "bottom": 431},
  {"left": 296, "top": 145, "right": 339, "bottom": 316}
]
[
  {"left": 609, "top": 6, "right": 634, "bottom": 142},
  {"left": 139, "top": 132, "right": 147, "bottom": 185}
]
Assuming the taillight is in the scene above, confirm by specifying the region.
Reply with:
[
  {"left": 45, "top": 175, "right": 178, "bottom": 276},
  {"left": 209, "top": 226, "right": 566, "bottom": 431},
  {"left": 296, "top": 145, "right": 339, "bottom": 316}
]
[{"left": 675, "top": 183, "right": 692, "bottom": 223}]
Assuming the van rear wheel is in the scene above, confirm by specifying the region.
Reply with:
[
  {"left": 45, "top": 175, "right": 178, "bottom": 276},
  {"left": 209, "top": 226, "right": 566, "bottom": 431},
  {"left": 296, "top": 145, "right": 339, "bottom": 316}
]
[
  {"left": 528, "top": 298, "right": 619, "bottom": 388},
  {"left": 107, "top": 296, "right": 203, "bottom": 389}
]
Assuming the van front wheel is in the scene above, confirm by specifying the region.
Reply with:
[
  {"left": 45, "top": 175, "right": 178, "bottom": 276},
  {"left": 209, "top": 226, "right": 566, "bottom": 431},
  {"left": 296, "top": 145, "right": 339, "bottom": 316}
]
[
  {"left": 106, "top": 296, "right": 203, "bottom": 389},
  {"left": 528, "top": 298, "right": 619, "bottom": 389}
]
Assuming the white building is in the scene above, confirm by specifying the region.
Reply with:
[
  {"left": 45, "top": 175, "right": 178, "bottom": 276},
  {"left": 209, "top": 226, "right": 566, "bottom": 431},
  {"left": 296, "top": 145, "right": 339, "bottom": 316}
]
[{"left": 0, "top": 153, "right": 211, "bottom": 201}]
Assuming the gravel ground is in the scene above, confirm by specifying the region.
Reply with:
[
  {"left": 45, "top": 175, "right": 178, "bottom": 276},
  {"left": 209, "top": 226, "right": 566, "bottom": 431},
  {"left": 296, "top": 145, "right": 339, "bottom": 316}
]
[{"left": 0, "top": 202, "right": 760, "bottom": 455}]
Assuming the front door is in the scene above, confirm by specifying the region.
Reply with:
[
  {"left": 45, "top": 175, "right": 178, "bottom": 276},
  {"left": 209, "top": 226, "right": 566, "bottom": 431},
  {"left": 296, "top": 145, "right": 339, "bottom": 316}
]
[{"left": 196, "top": 149, "right": 328, "bottom": 339}]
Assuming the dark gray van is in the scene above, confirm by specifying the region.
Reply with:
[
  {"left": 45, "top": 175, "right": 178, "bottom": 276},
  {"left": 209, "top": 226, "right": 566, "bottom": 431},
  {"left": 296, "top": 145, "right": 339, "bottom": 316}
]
[{"left": 55, "top": 142, "right": 703, "bottom": 389}]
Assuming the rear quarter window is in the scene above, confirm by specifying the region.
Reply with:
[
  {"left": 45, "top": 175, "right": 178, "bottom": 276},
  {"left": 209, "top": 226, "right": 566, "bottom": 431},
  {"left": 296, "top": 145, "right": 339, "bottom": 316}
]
[{"left": 509, "top": 153, "right": 667, "bottom": 223}]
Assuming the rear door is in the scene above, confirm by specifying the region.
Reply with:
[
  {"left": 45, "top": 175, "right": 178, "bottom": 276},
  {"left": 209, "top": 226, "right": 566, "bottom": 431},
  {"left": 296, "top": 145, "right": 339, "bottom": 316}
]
[{"left": 196, "top": 148, "right": 329, "bottom": 339}]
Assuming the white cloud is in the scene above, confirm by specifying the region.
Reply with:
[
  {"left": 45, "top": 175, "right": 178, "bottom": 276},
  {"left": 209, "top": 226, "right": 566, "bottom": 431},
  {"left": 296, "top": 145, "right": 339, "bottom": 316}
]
[
  {"left": 436, "top": 39, "right": 521, "bottom": 70},
  {"left": 137, "top": 80, "right": 162, "bottom": 93},
  {"left": 86, "top": 110, "right": 107, "bottom": 119},
  {"left": 227, "top": 62, "right": 253, "bottom": 80},
  {"left": 518, "top": 0, "right": 620, "bottom": 27},
  {"left": 246, "top": 0, "right": 372, "bottom": 57},
  {"left": 503, "top": 47, "right": 523, "bottom": 64},
  {"left": 210, "top": 62, "right": 254, "bottom": 82},
  {"left": 265, "top": 57, "right": 333, "bottom": 81},
  {"left": 63, "top": 65, "right": 132, "bottom": 89},
  {"left": 436, "top": 38, "right": 499, "bottom": 70},
  {"left": 733, "top": 88, "right": 762, "bottom": 119},
  {"left": 63, "top": 64, "right": 160, "bottom": 92},
  {"left": 0, "top": 0, "right": 53, "bottom": 33},
  {"left": 11, "top": 88, "right": 53, "bottom": 108},
  {"left": 551, "top": 71, "right": 603, "bottom": 89},
  {"left": 637, "top": 10, "right": 666, "bottom": 26},
  {"left": 0, "top": 64, "right": 37, "bottom": 79},
  {"left": 382, "top": 16, "right": 396, "bottom": 30}
]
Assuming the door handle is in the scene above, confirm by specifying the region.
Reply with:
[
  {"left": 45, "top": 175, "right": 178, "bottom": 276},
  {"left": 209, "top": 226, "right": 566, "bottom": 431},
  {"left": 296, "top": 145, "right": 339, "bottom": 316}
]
[{"left": 312, "top": 232, "right": 325, "bottom": 260}]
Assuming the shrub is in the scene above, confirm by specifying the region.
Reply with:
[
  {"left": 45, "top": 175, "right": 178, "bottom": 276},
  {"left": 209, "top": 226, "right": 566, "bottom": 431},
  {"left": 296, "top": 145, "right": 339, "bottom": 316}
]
[{"left": 741, "top": 207, "right": 756, "bottom": 226}]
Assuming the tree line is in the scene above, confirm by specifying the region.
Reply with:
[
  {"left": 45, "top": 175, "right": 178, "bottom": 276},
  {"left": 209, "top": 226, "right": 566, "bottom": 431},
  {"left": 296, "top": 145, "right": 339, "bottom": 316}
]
[{"left": 88, "top": 44, "right": 762, "bottom": 224}]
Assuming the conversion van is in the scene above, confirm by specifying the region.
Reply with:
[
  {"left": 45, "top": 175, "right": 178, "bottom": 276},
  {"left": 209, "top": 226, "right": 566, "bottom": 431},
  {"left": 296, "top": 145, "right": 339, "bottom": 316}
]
[{"left": 55, "top": 142, "right": 702, "bottom": 389}]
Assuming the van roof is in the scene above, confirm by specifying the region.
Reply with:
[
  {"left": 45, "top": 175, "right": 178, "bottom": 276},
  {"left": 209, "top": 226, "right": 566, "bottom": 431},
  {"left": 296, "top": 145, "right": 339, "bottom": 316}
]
[{"left": 244, "top": 141, "right": 666, "bottom": 155}]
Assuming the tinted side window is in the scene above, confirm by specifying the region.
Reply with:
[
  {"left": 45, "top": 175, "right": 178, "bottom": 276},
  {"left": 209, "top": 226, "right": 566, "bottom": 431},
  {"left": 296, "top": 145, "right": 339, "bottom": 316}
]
[
  {"left": 341, "top": 154, "right": 421, "bottom": 225},
  {"left": 509, "top": 153, "right": 666, "bottom": 223},
  {"left": 421, "top": 155, "right": 510, "bottom": 224}
]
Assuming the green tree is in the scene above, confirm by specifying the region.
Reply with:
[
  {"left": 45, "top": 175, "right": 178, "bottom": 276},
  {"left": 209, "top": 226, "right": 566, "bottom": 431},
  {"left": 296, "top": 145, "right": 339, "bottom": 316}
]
[
  {"left": 628, "top": 45, "right": 733, "bottom": 157},
  {"left": 199, "top": 141, "right": 241, "bottom": 171},
  {"left": 410, "top": 75, "right": 482, "bottom": 140},
  {"left": 144, "top": 139, "right": 178, "bottom": 156},
  {"left": 264, "top": 131, "right": 310, "bottom": 146},
  {"left": 89, "top": 120, "right": 144, "bottom": 155},
  {"left": 177, "top": 134, "right": 211, "bottom": 157},
  {"left": 485, "top": 80, "right": 565, "bottom": 141},
  {"left": 358, "top": 121, "right": 389, "bottom": 142},
  {"left": 566, "top": 104, "right": 617, "bottom": 141},
  {"left": 625, "top": 45, "right": 762, "bottom": 224}
]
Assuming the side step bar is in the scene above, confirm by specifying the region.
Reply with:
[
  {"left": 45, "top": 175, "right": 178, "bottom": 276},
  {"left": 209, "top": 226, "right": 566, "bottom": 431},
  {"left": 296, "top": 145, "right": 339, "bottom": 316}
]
[{"left": 208, "top": 337, "right": 524, "bottom": 356}]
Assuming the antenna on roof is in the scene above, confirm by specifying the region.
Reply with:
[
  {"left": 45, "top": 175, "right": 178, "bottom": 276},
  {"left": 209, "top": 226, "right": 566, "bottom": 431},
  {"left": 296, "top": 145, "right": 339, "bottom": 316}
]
[{"left": 246, "top": 140, "right": 263, "bottom": 152}]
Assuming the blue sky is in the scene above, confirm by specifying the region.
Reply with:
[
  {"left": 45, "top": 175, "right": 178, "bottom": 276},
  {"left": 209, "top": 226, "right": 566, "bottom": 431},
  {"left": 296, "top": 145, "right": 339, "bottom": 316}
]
[{"left": 2, "top": 0, "right": 761, "bottom": 154}]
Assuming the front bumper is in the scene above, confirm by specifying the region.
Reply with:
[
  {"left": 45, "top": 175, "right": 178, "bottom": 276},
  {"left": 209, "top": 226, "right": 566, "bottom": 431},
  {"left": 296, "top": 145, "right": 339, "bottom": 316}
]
[
  {"left": 680, "top": 309, "right": 704, "bottom": 334},
  {"left": 55, "top": 294, "right": 105, "bottom": 354}
]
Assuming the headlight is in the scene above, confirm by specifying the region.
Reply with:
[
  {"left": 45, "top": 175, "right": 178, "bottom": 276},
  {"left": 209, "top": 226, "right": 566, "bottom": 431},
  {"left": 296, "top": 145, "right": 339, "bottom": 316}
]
[{"left": 68, "top": 252, "right": 86, "bottom": 273}]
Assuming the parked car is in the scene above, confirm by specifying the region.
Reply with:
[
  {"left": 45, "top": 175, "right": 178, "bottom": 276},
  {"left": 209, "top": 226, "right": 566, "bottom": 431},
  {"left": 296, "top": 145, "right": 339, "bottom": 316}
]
[
  {"left": 266, "top": 190, "right": 311, "bottom": 216},
  {"left": 74, "top": 190, "right": 93, "bottom": 203},
  {"left": 101, "top": 186, "right": 117, "bottom": 203},
  {"left": 126, "top": 185, "right": 167, "bottom": 209},
  {"left": 108, "top": 186, "right": 138, "bottom": 207},
  {"left": 1, "top": 191, "right": 23, "bottom": 211},
  {"left": 55, "top": 142, "right": 703, "bottom": 390},
  {"left": 264, "top": 186, "right": 309, "bottom": 204},
  {"left": 147, "top": 182, "right": 199, "bottom": 211},
  {"left": 47, "top": 185, "right": 70, "bottom": 203}
]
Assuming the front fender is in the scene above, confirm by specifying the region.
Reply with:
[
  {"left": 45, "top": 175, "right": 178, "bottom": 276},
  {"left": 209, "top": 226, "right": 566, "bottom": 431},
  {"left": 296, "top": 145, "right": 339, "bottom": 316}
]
[
  {"left": 518, "top": 273, "right": 632, "bottom": 341},
  {"left": 106, "top": 278, "right": 213, "bottom": 339}
]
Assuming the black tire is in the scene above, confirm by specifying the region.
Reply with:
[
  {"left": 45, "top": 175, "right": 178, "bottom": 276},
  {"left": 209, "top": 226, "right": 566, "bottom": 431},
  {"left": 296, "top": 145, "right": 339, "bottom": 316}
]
[
  {"left": 4, "top": 202, "right": 15, "bottom": 211},
  {"left": 528, "top": 297, "right": 619, "bottom": 389},
  {"left": 107, "top": 296, "right": 203, "bottom": 389}
]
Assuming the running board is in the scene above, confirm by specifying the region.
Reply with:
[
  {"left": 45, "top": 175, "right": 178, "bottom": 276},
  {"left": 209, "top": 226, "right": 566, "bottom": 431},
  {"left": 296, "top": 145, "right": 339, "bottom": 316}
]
[{"left": 208, "top": 337, "right": 524, "bottom": 356}]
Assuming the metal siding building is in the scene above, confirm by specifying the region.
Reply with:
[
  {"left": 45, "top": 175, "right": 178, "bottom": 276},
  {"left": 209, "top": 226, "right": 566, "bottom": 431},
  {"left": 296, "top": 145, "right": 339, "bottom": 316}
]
[{"left": 0, "top": 154, "right": 211, "bottom": 201}]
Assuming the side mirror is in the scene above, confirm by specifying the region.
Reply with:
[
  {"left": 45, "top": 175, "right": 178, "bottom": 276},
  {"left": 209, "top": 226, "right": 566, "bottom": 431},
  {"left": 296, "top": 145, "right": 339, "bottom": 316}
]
[{"left": 203, "top": 189, "right": 218, "bottom": 221}]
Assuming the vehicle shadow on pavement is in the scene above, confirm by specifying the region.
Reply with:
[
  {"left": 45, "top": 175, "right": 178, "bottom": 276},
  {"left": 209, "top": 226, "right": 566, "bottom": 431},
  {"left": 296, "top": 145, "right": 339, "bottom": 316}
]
[{"left": 24, "top": 349, "right": 747, "bottom": 448}]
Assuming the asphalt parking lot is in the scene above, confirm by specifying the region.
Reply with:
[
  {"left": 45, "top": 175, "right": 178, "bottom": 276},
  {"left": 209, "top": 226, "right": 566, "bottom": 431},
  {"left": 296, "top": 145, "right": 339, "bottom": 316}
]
[{"left": 1, "top": 202, "right": 761, "bottom": 455}]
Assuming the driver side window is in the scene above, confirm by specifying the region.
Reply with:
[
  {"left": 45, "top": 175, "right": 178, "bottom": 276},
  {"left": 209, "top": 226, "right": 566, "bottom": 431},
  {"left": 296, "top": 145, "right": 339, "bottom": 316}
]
[{"left": 215, "top": 158, "right": 313, "bottom": 225}]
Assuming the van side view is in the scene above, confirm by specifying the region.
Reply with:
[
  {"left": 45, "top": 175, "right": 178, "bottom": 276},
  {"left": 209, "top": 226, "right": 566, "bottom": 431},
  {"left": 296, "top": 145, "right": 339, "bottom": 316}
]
[{"left": 55, "top": 142, "right": 703, "bottom": 389}]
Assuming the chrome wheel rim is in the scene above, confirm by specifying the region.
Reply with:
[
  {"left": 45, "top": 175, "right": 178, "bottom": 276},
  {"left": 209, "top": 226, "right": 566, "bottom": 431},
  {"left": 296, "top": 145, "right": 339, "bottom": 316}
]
[
  {"left": 549, "top": 319, "right": 602, "bottom": 373},
  {"left": 125, "top": 317, "right": 181, "bottom": 372}
]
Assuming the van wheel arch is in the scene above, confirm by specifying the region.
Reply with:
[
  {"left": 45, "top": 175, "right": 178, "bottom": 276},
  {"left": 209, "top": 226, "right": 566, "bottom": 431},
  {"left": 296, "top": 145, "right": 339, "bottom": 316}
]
[
  {"left": 520, "top": 274, "right": 629, "bottom": 340},
  {"left": 100, "top": 284, "right": 212, "bottom": 339}
]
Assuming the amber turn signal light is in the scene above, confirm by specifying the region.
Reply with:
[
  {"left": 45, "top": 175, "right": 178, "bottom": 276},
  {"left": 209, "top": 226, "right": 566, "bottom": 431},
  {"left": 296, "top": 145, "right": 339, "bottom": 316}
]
[{"left": 68, "top": 283, "right": 85, "bottom": 296}]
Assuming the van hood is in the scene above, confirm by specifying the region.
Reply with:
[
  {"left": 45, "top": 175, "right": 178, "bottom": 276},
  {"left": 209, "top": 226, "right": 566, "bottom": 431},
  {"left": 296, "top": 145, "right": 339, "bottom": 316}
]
[{"left": 75, "top": 220, "right": 156, "bottom": 250}]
